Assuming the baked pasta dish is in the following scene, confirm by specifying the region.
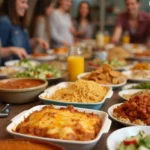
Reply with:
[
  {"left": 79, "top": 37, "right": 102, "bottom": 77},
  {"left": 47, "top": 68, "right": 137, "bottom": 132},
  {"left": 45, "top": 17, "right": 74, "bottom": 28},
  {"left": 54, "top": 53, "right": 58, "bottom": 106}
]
[{"left": 15, "top": 105, "right": 102, "bottom": 141}]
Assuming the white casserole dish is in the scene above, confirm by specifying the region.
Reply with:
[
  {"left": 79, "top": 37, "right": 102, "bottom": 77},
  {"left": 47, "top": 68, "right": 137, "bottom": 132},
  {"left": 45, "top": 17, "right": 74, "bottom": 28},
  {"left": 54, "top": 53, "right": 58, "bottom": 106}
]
[
  {"left": 39, "top": 82, "right": 113, "bottom": 110},
  {"left": 7, "top": 105, "right": 111, "bottom": 150}
]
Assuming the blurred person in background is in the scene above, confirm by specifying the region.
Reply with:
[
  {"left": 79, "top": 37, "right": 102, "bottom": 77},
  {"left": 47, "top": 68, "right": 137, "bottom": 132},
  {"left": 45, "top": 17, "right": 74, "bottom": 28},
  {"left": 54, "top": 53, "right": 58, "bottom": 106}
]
[
  {"left": 0, "top": 0, "right": 49, "bottom": 65},
  {"left": 74, "top": 1, "right": 94, "bottom": 40},
  {"left": 50, "top": 0, "right": 75, "bottom": 48},
  {"left": 30, "top": 0, "right": 54, "bottom": 52},
  {"left": 112, "top": 0, "right": 150, "bottom": 45}
]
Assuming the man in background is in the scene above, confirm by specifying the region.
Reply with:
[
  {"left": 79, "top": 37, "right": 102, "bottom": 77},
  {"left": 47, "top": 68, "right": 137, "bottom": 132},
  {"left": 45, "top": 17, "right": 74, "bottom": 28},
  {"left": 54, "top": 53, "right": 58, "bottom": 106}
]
[{"left": 112, "top": 0, "right": 150, "bottom": 45}]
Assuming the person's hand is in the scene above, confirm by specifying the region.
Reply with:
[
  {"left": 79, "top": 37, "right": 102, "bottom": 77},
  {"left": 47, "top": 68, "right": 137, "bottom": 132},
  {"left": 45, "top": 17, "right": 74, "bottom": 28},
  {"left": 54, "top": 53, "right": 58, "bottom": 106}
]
[
  {"left": 70, "top": 26, "right": 76, "bottom": 34},
  {"left": 10, "top": 47, "right": 28, "bottom": 59},
  {"left": 62, "top": 41, "right": 71, "bottom": 47},
  {"left": 147, "top": 38, "right": 150, "bottom": 48},
  {"left": 78, "top": 30, "right": 85, "bottom": 36},
  {"left": 36, "top": 38, "right": 49, "bottom": 50}
]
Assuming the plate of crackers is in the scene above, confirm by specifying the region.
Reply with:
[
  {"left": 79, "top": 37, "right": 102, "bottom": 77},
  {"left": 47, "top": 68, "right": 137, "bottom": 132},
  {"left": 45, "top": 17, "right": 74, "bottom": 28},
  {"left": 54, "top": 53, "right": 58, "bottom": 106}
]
[{"left": 78, "top": 64, "right": 127, "bottom": 88}]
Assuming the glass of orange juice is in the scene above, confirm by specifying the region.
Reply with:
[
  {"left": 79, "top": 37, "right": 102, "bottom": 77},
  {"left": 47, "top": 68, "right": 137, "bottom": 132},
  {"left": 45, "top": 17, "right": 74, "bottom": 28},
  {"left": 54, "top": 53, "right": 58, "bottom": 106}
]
[
  {"left": 68, "top": 46, "right": 84, "bottom": 81},
  {"left": 104, "top": 31, "right": 110, "bottom": 44},
  {"left": 122, "top": 31, "right": 130, "bottom": 44}
]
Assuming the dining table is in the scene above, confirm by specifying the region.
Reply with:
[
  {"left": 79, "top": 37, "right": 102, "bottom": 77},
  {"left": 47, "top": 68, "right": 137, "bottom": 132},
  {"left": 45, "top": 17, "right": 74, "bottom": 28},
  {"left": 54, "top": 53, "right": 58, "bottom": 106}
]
[{"left": 0, "top": 59, "right": 128, "bottom": 150}]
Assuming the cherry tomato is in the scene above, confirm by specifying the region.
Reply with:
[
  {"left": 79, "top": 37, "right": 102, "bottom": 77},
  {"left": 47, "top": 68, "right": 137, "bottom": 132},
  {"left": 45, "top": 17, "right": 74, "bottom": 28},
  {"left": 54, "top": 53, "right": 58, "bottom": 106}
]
[
  {"left": 46, "top": 74, "right": 52, "bottom": 78},
  {"left": 123, "top": 139, "right": 137, "bottom": 145},
  {"left": 34, "top": 72, "right": 38, "bottom": 75}
]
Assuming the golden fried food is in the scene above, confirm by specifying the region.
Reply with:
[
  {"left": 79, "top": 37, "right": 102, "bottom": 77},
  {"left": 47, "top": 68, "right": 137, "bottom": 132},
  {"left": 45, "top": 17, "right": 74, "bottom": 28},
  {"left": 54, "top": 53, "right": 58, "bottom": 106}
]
[
  {"left": 108, "top": 46, "right": 130, "bottom": 61},
  {"left": 109, "top": 71, "right": 121, "bottom": 77},
  {"left": 131, "top": 62, "right": 150, "bottom": 70},
  {"left": 32, "top": 53, "right": 47, "bottom": 57},
  {"left": 82, "top": 64, "right": 125, "bottom": 85},
  {"left": 134, "top": 50, "right": 150, "bottom": 57},
  {"left": 54, "top": 47, "right": 68, "bottom": 54}
]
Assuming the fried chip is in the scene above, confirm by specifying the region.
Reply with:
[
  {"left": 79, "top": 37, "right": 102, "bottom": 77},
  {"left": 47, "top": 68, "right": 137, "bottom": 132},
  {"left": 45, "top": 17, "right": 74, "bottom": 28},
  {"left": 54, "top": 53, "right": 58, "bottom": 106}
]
[{"left": 109, "top": 71, "right": 120, "bottom": 77}]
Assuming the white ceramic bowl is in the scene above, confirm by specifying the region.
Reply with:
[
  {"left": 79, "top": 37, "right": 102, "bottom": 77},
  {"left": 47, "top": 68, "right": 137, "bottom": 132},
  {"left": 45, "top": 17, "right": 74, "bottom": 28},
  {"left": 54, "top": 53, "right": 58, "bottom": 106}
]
[
  {"left": 0, "top": 78, "right": 48, "bottom": 104},
  {"left": 107, "top": 126, "right": 150, "bottom": 150},
  {"left": 7, "top": 105, "right": 111, "bottom": 150}
]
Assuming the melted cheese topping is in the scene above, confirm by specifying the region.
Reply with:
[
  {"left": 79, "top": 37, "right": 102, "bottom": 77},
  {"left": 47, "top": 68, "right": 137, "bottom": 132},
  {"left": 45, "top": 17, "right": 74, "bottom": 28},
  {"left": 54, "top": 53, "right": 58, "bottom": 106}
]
[{"left": 15, "top": 106, "right": 102, "bottom": 141}]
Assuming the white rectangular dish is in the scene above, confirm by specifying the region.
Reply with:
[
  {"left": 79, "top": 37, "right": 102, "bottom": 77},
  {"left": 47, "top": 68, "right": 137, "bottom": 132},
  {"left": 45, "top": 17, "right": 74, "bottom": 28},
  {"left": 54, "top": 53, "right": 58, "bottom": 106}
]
[
  {"left": 7, "top": 105, "right": 111, "bottom": 150},
  {"left": 39, "top": 82, "right": 113, "bottom": 110}
]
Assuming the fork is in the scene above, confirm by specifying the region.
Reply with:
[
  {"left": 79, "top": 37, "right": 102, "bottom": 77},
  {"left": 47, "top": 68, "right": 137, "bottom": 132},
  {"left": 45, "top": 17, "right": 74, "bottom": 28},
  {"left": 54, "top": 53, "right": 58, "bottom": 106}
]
[{"left": 0, "top": 104, "right": 10, "bottom": 118}]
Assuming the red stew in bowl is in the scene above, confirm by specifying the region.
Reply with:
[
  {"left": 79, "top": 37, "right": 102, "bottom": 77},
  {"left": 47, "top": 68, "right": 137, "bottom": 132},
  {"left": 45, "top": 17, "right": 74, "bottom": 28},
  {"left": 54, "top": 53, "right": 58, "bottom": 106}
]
[{"left": 0, "top": 79, "right": 45, "bottom": 89}]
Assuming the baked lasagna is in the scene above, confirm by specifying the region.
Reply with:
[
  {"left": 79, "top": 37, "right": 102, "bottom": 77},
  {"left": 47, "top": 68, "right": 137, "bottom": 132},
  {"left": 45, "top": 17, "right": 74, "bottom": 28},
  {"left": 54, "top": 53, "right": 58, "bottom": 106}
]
[{"left": 15, "top": 105, "right": 102, "bottom": 141}]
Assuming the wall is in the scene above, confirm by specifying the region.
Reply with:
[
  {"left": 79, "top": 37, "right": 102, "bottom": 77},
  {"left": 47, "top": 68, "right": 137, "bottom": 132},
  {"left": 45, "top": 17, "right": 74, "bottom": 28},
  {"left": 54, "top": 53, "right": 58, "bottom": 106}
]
[{"left": 106, "top": 0, "right": 150, "bottom": 12}]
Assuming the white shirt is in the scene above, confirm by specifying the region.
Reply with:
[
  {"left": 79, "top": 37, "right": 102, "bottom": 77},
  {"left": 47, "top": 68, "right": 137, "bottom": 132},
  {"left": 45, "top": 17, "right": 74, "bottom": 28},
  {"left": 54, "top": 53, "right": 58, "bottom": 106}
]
[{"left": 50, "top": 10, "right": 74, "bottom": 48}]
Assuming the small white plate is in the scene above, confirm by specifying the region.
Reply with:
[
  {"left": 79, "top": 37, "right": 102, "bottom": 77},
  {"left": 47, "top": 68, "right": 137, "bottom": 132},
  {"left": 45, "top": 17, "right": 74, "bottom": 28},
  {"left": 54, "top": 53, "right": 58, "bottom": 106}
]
[
  {"left": 118, "top": 89, "right": 146, "bottom": 100},
  {"left": 122, "top": 70, "right": 150, "bottom": 82},
  {"left": 46, "top": 49, "right": 54, "bottom": 55},
  {"left": 0, "top": 67, "right": 24, "bottom": 77},
  {"left": 88, "top": 63, "right": 133, "bottom": 71},
  {"left": 123, "top": 44, "right": 146, "bottom": 54},
  {"left": 46, "top": 75, "right": 66, "bottom": 82},
  {"left": 114, "top": 64, "right": 133, "bottom": 71},
  {"left": 107, "top": 126, "right": 150, "bottom": 150},
  {"left": 104, "top": 44, "right": 115, "bottom": 50},
  {"left": 124, "top": 63, "right": 150, "bottom": 71},
  {"left": 131, "top": 55, "right": 150, "bottom": 61},
  {"left": 108, "top": 103, "right": 147, "bottom": 126},
  {"left": 122, "top": 83, "right": 140, "bottom": 90},
  {"left": 5, "top": 60, "right": 40, "bottom": 68},
  {"left": 47, "top": 49, "right": 68, "bottom": 60},
  {"left": 28, "top": 55, "right": 57, "bottom": 61},
  {"left": 77, "top": 72, "right": 127, "bottom": 88}
]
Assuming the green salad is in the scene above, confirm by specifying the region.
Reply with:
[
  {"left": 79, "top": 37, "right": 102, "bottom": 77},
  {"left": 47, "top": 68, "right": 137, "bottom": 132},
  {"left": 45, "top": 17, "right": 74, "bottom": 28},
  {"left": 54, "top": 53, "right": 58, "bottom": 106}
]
[
  {"left": 16, "top": 64, "right": 62, "bottom": 79},
  {"left": 117, "top": 131, "right": 150, "bottom": 150},
  {"left": 109, "top": 59, "right": 126, "bottom": 68},
  {"left": 89, "top": 59, "right": 126, "bottom": 69},
  {"left": 15, "top": 59, "right": 39, "bottom": 68},
  {"left": 130, "top": 83, "right": 150, "bottom": 90}
]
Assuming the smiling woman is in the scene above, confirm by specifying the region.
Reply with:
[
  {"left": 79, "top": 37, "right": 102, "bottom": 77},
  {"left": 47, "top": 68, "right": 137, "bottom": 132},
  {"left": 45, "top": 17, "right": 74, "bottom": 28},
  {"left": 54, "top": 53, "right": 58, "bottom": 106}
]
[{"left": 0, "top": 0, "right": 49, "bottom": 65}]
